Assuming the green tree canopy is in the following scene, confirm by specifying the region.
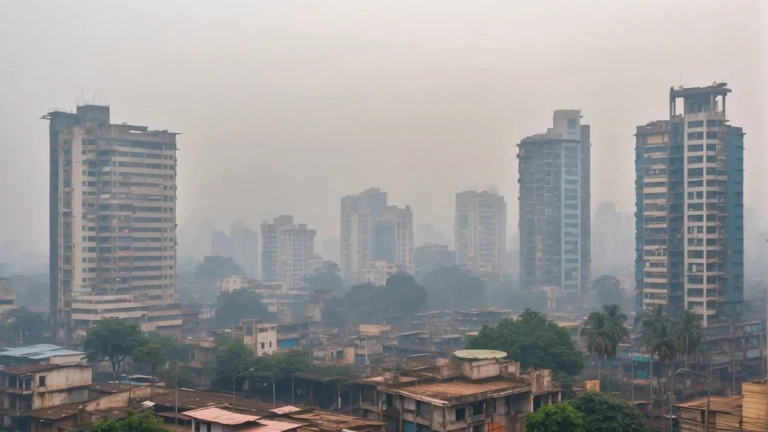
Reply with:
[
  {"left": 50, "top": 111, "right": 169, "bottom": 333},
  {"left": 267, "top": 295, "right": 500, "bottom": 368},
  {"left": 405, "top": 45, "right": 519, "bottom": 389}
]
[
  {"left": 83, "top": 318, "right": 146, "bottom": 377},
  {"left": 591, "top": 275, "right": 626, "bottom": 308},
  {"left": 525, "top": 403, "right": 588, "bottom": 432},
  {"left": 87, "top": 410, "right": 169, "bottom": 432},
  {"left": 567, "top": 392, "right": 647, "bottom": 432},
  {"left": 132, "top": 344, "right": 166, "bottom": 395},
  {"left": 194, "top": 255, "right": 244, "bottom": 284},
  {"left": 465, "top": 309, "right": 583, "bottom": 376},
  {"left": 0, "top": 307, "right": 48, "bottom": 346},
  {"left": 414, "top": 244, "right": 455, "bottom": 276},
  {"left": 215, "top": 289, "right": 277, "bottom": 328},
  {"left": 304, "top": 261, "right": 344, "bottom": 293},
  {"left": 327, "top": 274, "right": 427, "bottom": 322},
  {"left": 422, "top": 266, "right": 486, "bottom": 311},
  {"left": 211, "top": 341, "right": 255, "bottom": 390}
]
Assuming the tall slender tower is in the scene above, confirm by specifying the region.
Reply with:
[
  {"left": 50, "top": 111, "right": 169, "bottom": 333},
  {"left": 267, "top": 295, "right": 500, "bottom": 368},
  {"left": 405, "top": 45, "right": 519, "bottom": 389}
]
[
  {"left": 635, "top": 83, "right": 744, "bottom": 326},
  {"left": 518, "top": 110, "right": 591, "bottom": 296},
  {"left": 45, "top": 105, "right": 178, "bottom": 340},
  {"left": 454, "top": 190, "right": 507, "bottom": 281}
]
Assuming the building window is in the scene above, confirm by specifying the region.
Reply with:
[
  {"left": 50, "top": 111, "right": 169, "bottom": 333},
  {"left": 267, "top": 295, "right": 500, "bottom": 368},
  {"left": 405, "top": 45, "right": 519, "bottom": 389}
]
[
  {"left": 472, "top": 402, "right": 484, "bottom": 415},
  {"left": 269, "top": 341, "right": 272, "bottom": 348},
  {"left": 261, "top": 343, "right": 265, "bottom": 349},
  {"left": 472, "top": 425, "right": 484, "bottom": 432},
  {"left": 455, "top": 407, "right": 466, "bottom": 421},
  {"left": 38, "top": 376, "right": 46, "bottom": 387}
]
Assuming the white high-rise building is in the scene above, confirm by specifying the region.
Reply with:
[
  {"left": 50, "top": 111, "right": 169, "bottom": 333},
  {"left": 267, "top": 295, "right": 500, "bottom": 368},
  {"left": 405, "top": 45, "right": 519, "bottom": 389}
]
[
  {"left": 454, "top": 190, "right": 507, "bottom": 280},
  {"left": 340, "top": 188, "right": 414, "bottom": 284},
  {"left": 45, "top": 105, "right": 179, "bottom": 340},
  {"left": 260, "top": 215, "right": 315, "bottom": 289}
]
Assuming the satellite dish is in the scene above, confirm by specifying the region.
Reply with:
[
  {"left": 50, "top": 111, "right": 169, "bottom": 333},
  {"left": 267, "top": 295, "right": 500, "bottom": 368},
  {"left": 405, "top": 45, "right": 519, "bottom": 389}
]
[{"left": 453, "top": 349, "right": 507, "bottom": 360}]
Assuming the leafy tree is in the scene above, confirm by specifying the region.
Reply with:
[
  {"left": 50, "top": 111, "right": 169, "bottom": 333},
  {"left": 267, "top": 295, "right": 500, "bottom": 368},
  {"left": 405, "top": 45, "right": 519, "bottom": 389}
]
[
  {"left": 525, "top": 403, "right": 588, "bottom": 432},
  {"left": 591, "top": 275, "right": 625, "bottom": 308},
  {"left": 194, "top": 255, "right": 244, "bottom": 284},
  {"left": 215, "top": 289, "right": 277, "bottom": 328},
  {"left": 304, "top": 261, "right": 344, "bottom": 293},
  {"left": 465, "top": 309, "right": 583, "bottom": 376},
  {"left": 132, "top": 344, "right": 166, "bottom": 395},
  {"left": 381, "top": 273, "right": 427, "bottom": 316},
  {"left": 160, "top": 359, "right": 196, "bottom": 389},
  {"left": 414, "top": 244, "right": 455, "bottom": 277},
  {"left": 422, "top": 266, "right": 486, "bottom": 310},
  {"left": 146, "top": 332, "right": 189, "bottom": 361},
  {"left": 0, "top": 308, "right": 48, "bottom": 345},
  {"left": 567, "top": 392, "right": 647, "bottom": 432},
  {"left": 87, "top": 410, "right": 170, "bottom": 432},
  {"left": 211, "top": 341, "right": 254, "bottom": 390},
  {"left": 83, "top": 318, "right": 146, "bottom": 378},
  {"left": 334, "top": 274, "right": 427, "bottom": 322},
  {"left": 321, "top": 297, "right": 349, "bottom": 322},
  {"left": 636, "top": 305, "right": 667, "bottom": 402}
]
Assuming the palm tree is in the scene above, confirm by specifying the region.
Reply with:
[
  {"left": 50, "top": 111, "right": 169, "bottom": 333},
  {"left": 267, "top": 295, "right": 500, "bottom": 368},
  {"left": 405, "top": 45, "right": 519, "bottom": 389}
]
[
  {"left": 647, "top": 318, "right": 679, "bottom": 422},
  {"left": 602, "top": 304, "right": 629, "bottom": 392},
  {"left": 637, "top": 305, "right": 666, "bottom": 403},
  {"left": 581, "top": 311, "right": 615, "bottom": 391},
  {"left": 676, "top": 310, "right": 703, "bottom": 400}
]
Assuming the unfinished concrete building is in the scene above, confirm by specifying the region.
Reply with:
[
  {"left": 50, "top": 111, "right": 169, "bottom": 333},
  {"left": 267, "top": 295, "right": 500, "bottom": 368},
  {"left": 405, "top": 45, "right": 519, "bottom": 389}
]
[
  {"left": 454, "top": 190, "right": 507, "bottom": 281},
  {"left": 356, "top": 356, "right": 560, "bottom": 432},
  {"left": 517, "top": 110, "right": 591, "bottom": 296},
  {"left": 44, "top": 105, "right": 179, "bottom": 340},
  {"left": 634, "top": 83, "right": 744, "bottom": 326}
]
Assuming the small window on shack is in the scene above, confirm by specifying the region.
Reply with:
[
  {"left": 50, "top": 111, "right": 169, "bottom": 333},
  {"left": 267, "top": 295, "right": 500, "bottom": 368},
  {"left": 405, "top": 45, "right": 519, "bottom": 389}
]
[
  {"left": 455, "top": 407, "right": 466, "bottom": 421},
  {"left": 38, "top": 376, "right": 46, "bottom": 387}
]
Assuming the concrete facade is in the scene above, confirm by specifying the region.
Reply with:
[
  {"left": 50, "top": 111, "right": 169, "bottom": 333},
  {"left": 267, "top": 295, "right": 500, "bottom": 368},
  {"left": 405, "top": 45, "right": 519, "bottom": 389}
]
[
  {"left": 44, "top": 105, "right": 178, "bottom": 340},
  {"left": 454, "top": 190, "right": 506, "bottom": 281},
  {"left": 341, "top": 188, "right": 414, "bottom": 284},
  {"left": 232, "top": 319, "right": 278, "bottom": 356},
  {"left": 635, "top": 83, "right": 744, "bottom": 326},
  {"left": 0, "top": 279, "right": 16, "bottom": 316},
  {"left": 260, "top": 216, "right": 315, "bottom": 289},
  {"left": 518, "top": 110, "right": 591, "bottom": 296}
]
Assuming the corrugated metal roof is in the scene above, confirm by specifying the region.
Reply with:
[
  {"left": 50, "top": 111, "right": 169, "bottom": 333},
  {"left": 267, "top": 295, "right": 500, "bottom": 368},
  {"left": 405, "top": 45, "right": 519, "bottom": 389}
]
[
  {"left": 183, "top": 407, "right": 260, "bottom": 425},
  {"left": 0, "top": 344, "right": 84, "bottom": 359},
  {"left": 241, "top": 419, "right": 303, "bottom": 432}
]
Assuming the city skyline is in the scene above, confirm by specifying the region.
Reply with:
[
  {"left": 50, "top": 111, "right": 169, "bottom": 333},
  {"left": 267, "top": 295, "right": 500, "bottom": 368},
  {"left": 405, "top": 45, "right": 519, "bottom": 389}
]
[{"left": 1, "top": 1, "right": 765, "bottom": 253}]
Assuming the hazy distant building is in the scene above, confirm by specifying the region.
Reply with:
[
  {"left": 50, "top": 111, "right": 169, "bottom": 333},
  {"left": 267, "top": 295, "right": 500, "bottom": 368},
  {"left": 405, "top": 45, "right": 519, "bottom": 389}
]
[
  {"left": 45, "top": 105, "right": 179, "bottom": 340},
  {"left": 635, "top": 83, "right": 743, "bottom": 326},
  {"left": 230, "top": 221, "right": 259, "bottom": 278},
  {"left": 340, "top": 188, "right": 414, "bottom": 283},
  {"left": 414, "top": 243, "right": 456, "bottom": 278},
  {"left": 260, "top": 216, "right": 315, "bottom": 289},
  {"left": 592, "top": 202, "right": 634, "bottom": 271},
  {"left": 0, "top": 279, "right": 16, "bottom": 315},
  {"left": 210, "top": 230, "right": 232, "bottom": 258},
  {"left": 454, "top": 190, "right": 506, "bottom": 280},
  {"left": 518, "top": 110, "right": 591, "bottom": 295}
]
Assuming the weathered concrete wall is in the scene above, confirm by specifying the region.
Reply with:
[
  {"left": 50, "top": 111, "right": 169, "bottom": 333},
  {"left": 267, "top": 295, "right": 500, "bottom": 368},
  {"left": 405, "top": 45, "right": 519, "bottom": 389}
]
[
  {"left": 36, "top": 366, "right": 92, "bottom": 392},
  {"left": 85, "top": 385, "right": 156, "bottom": 411},
  {"left": 460, "top": 360, "right": 500, "bottom": 380}
]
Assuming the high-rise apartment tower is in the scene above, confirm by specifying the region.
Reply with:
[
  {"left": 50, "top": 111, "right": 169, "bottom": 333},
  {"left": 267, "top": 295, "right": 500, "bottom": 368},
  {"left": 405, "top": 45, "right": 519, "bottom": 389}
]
[
  {"left": 260, "top": 215, "right": 315, "bottom": 289},
  {"left": 455, "top": 190, "right": 507, "bottom": 280},
  {"left": 340, "top": 188, "right": 414, "bottom": 283},
  {"left": 45, "top": 105, "right": 178, "bottom": 340},
  {"left": 518, "top": 110, "right": 591, "bottom": 295},
  {"left": 635, "top": 83, "right": 743, "bottom": 326}
]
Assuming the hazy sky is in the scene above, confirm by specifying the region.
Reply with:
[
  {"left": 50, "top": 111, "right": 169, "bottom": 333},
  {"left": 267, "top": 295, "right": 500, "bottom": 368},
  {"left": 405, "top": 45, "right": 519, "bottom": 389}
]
[{"left": 1, "top": 0, "right": 766, "bottom": 253}]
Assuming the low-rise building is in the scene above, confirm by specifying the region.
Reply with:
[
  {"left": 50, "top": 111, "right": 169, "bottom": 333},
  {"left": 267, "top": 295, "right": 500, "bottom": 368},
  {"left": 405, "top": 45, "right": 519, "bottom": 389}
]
[
  {"left": 216, "top": 276, "right": 256, "bottom": 294},
  {"left": 0, "top": 363, "right": 92, "bottom": 429},
  {"left": 360, "top": 262, "right": 401, "bottom": 286},
  {"left": 233, "top": 320, "right": 278, "bottom": 356},
  {"left": 357, "top": 356, "right": 560, "bottom": 432},
  {"left": 0, "top": 344, "right": 86, "bottom": 367},
  {"left": 184, "top": 406, "right": 303, "bottom": 432},
  {"left": 675, "top": 378, "right": 768, "bottom": 431}
]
